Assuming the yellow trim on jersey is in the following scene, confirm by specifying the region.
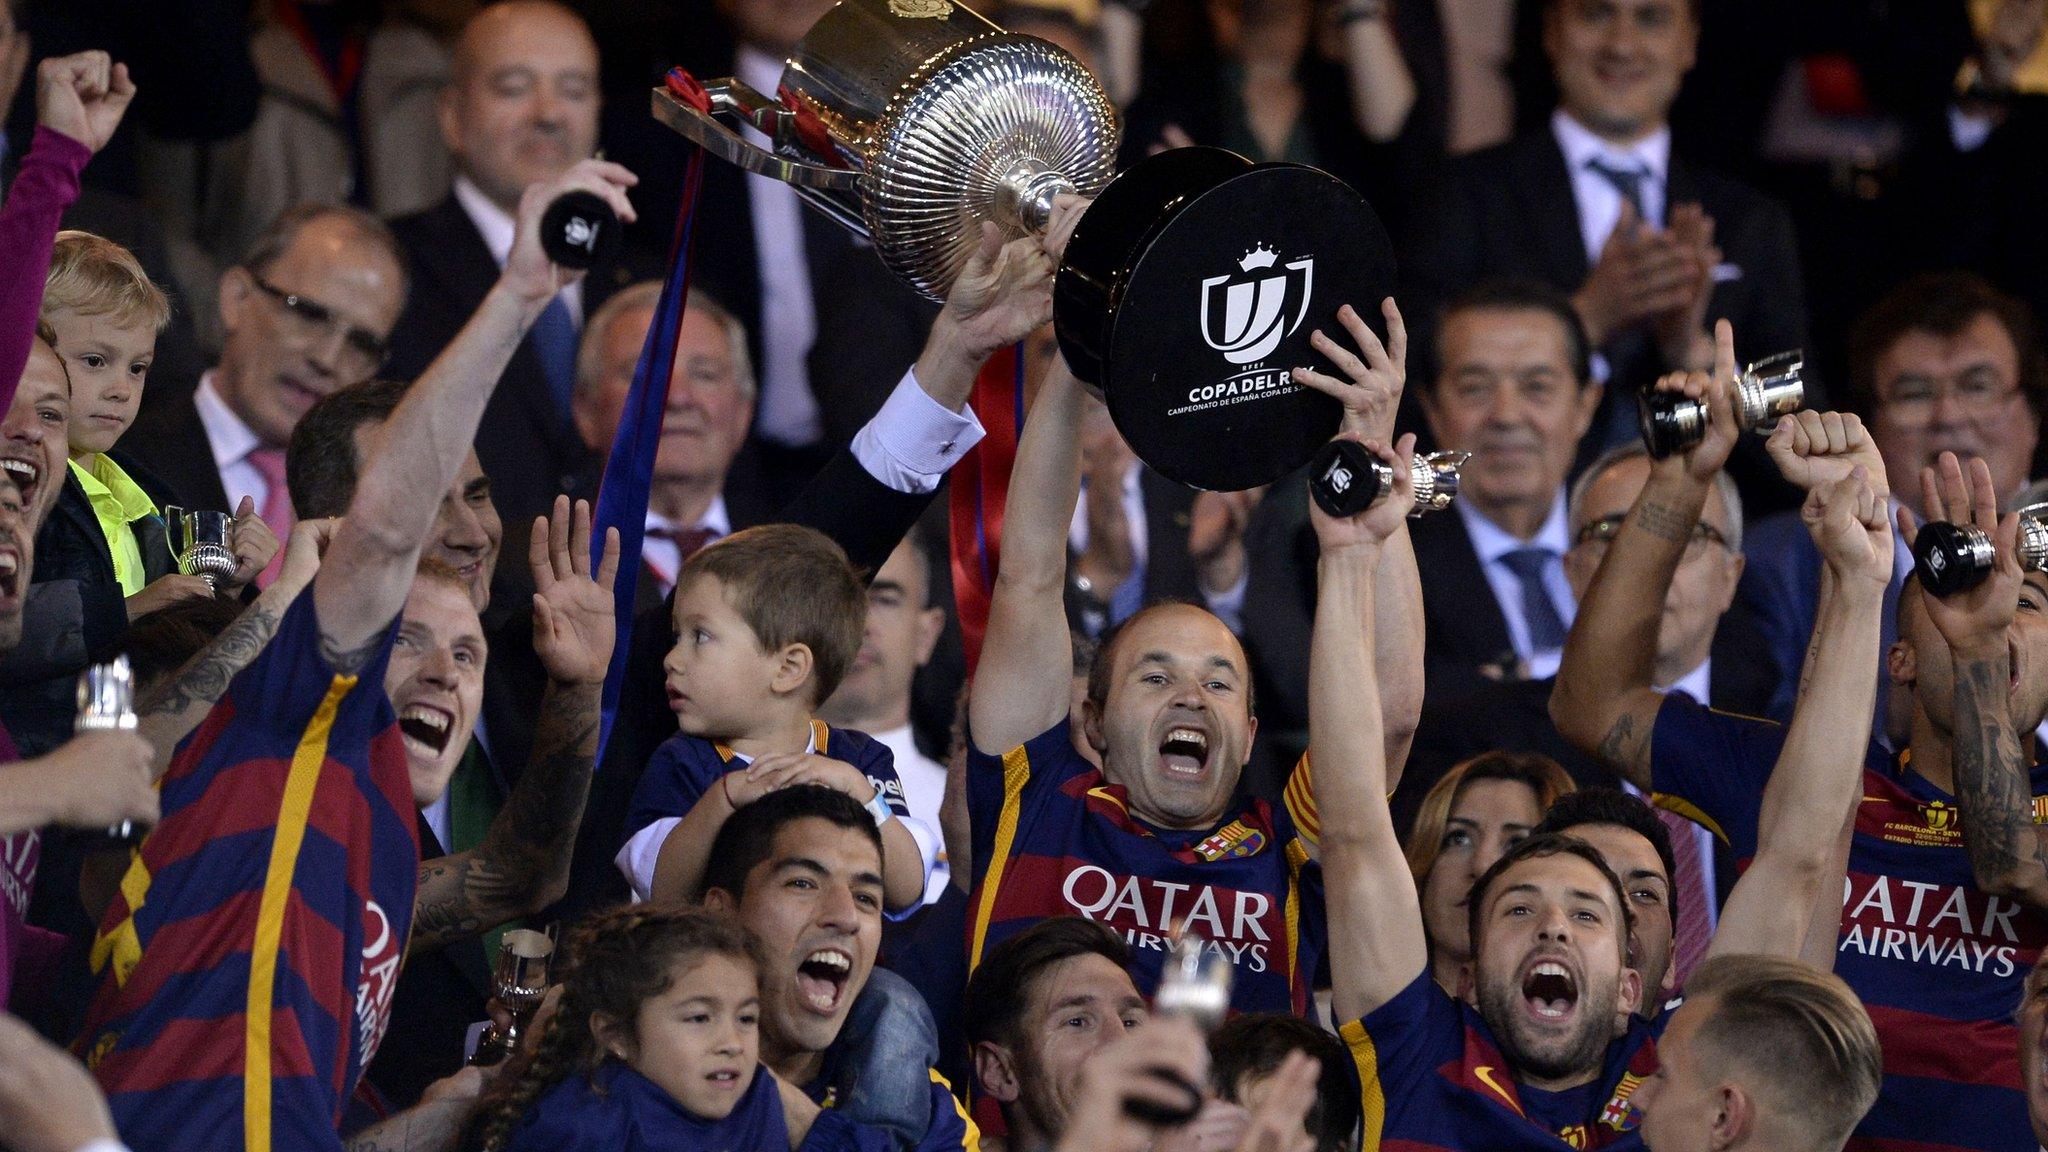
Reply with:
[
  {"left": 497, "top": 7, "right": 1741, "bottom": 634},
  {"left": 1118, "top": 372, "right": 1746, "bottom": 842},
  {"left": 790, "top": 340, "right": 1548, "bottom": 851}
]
[
  {"left": 968, "top": 744, "right": 1033, "bottom": 972},
  {"left": 1649, "top": 792, "right": 1728, "bottom": 845},
  {"left": 932, "top": 1068, "right": 982, "bottom": 1152},
  {"left": 1284, "top": 753, "right": 1320, "bottom": 845},
  {"left": 88, "top": 849, "right": 154, "bottom": 986},
  {"left": 244, "top": 674, "right": 355, "bottom": 1152},
  {"left": 1338, "top": 1018, "right": 1386, "bottom": 1152}
]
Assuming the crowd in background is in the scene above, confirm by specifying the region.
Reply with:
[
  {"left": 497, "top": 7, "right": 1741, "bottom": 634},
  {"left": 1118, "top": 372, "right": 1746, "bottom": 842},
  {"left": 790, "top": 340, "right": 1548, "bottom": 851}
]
[{"left": 0, "top": 1, "right": 2045, "bottom": 1151}]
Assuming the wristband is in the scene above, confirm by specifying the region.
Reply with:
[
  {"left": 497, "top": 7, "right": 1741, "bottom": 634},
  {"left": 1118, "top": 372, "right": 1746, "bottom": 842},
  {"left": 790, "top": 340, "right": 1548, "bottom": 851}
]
[
  {"left": 865, "top": 790, "right": 895, "bottom": 826},
  {"left": 1338, "top": 0, "right": 1386, "bottom": 25}
]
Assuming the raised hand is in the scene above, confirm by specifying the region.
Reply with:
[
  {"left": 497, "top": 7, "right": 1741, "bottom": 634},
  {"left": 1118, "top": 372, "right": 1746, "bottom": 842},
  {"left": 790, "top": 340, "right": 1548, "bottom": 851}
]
[
  {"left": 1911, "top": 452, "right": 2023, "bottom": 658},
  {"left": 125, "top": 573, "right": 215, "bottom": 622},
  {"left": 34, "top": 51, "right": 134, "bottom": 153},
  {"left": 221, "top": 495, "right": 282, "bottom": 591},
  {"left": 1309, "top": 433, "right": 1416, "bottom": 553},
  {"left": 1981, "top": 0, "right": 2048, "bottom": 92},
  {"left": 1293, "top": 299, "right": 1407, "bottom": 442},
  {"left": 1764, "top": 409, "right": 1888, "bottom": 497},
  {"left": 941, "top": 221, "right": 1057, "bottom": 360},
  {"left": 1052, "top": 1016, "right": 1213, "bottom": 1152},
  {"left": 1229, "top": 1051, "right": 1320, "bottom": 1152},
  {"left": 1041, "top": 192, "right": 1091, "bottom": 263},
  {"left": 18, "top": 730, "right": 158, "bottom": 832},
  {"left": 1648, "top": 319, "right": 1743, "bottom": 483},
  {"left": 530, "top": 496, "right": 621, "bottom": 685},
  {"left": 1802, "top": 465, "right": 1892, "bottom": 592},
  {"left": 272, "top": 516, "right": 340, "bottom": 596},
  {"left": 504, "top": 158, "right": 638, "bottom": 308}
]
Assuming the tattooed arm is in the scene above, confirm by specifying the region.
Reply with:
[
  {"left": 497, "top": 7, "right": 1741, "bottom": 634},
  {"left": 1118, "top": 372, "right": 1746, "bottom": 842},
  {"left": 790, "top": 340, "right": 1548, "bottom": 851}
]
[
  {"left": 134, "top": 520, "right": 336, "bottom": 781},
  {"left": 409, "top": 678, "right": 600, "bottom": 953},
  {"left": 1551, "top": 327, "right": 1745, "bottom": 787},
  {"left": 409, "top": 499, "right": 616, "bottom": 954},
  {"left": 1917, "top": 454, "right": 2048, "bottom": 906},
  {"left": 344, "top": 1067, "right": 487, "bottom": 1152}
]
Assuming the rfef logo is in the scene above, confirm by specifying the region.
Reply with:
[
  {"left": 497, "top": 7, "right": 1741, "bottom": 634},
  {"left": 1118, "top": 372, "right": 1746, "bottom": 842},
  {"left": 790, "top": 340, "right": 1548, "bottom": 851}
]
[{"left": 1201, "top": 245, "right": 1314, "bottom": 366}]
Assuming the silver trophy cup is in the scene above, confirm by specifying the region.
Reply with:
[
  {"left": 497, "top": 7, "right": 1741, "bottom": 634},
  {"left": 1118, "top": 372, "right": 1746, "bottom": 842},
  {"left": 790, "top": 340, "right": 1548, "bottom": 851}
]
[
  {"left": 655, "top": 0, "right": 1118, "bottom": 300},
  {"left": 471, "top": 928, "right": 555, "bottom": 1066},
  {"left": 78, "top": 655, "right": 142, "bottom": 841},
  {"left": 166, "top": 507, "right": 236, "bottom": 591}
]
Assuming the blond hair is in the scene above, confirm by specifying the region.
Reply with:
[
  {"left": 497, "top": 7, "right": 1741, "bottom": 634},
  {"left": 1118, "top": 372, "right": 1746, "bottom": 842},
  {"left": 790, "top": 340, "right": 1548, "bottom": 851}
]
[
  {"left": 43, "top": 231, "right": 171, "bottom": 333},
  {"left": 1685, "top": 955, "right": 1882, "bottom": 1149}
]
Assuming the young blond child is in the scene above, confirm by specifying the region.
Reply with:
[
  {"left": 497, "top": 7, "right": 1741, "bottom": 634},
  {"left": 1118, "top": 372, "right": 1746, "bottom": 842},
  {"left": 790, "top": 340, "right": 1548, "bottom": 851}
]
[
  {"left": 613, "top": 524, "right": 936, "bottom": 917},
  {"left": 39, "top": 230, "right": 275, "bottom": 615}
]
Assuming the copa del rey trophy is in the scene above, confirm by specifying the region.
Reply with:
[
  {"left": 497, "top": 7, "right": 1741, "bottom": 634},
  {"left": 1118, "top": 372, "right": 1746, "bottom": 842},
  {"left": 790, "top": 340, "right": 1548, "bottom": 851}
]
[{"left": 655, "top": 0, "right": 1403, "bottom": 492}]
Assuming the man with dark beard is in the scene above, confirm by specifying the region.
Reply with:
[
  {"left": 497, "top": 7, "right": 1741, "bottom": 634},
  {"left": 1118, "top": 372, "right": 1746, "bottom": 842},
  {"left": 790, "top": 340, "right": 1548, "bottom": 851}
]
[{"left": 1310, "top": 329, "right": 1890, "bottom": 1149}]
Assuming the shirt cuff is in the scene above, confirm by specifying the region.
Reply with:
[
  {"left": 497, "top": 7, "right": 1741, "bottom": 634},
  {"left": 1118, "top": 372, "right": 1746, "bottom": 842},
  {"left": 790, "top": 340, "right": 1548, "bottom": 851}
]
[
  {"left": 615, "top": 817, "right": 679, "bottom": 902},
  {"left": 71, "top": 1142, "right": 132, "bottom": 1152},
  {"left": 1948, "top": 103, "right": 1996, "bottom": 152},
  {"left": 849, "top": 368, "right": 987, "bottom": 494},
  {"left": 897, "top": 814, "right": 945, "bottom": 913}
]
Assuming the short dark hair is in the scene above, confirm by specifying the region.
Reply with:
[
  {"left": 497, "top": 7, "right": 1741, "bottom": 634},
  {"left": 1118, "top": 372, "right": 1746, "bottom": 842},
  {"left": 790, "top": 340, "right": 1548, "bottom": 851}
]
[
  {"left": 1844, "top": 270, "right": 2047, "bottom": 421},
  {"left": 1431, "top": 279, "right": 1593, "bottom": 390},
  {"left": 698, "top": 784, "right": 882, "bottom": 903},
  {"left": 678, "top": 524, "right": 867, "bottom": 703},
  {"left": 1208, "top": 1014, "right": 1361, "bottom": 1152},
  {"left": 1466, "top": 832, "right": 1635, "bottom": 960},
  {"left": 1532, "top": 786, "right": 1679, "bottom": 931},
  {"left": 286, "top": 378, "right": 411, "bottom": 519},
  {"left": 963, "top": 916, "right": 1133, "bottom": 1060}
]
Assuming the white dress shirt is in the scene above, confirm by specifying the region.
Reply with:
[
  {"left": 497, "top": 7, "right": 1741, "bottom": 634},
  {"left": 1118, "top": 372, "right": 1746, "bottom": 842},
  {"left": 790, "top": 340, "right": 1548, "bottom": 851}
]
[
  {"left": 869, "top": 722, "right": 951, "bottom": 905},
  {"left": 738, "top": 45, "right": 824, "bottom": 449},
  {"left": 193, "top": 372, "right": 276, "bottom": 513},
  {"left": 1458, "top": 491, "right": 1577, "bottom": 680},
  {"left": 452, "top": 175, "right": 581, "bottom": 325},
  {"left": 1552, "top": 109, "right": 1673, "bottom": 260}
]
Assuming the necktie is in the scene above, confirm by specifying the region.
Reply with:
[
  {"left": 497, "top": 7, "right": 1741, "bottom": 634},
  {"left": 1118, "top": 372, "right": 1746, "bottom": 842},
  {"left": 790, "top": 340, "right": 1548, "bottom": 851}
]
[
  {"left": 529, "top": 294, "right": 579, "bottom": 421},
  {"left": 649, "top": 524, "right": 720, "bottom": 560},
  {"left": 1585, "top": 156, "right": 1653, "bottom": 225},
  {"left": 1499, "top": 546, "right": 1568, "bottom": 652},
  {"left": 1656, "top": 806, "right": 1714, "bottom": 991},
  {"left": 245, "top": 446, "right": 294, "bottom": 587}
]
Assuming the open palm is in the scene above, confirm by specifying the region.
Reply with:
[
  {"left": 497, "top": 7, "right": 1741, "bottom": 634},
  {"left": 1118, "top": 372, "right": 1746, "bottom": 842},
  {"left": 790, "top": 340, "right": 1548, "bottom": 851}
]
[{"left": 531, "top": 496, "right": 620, "bottom": 685}]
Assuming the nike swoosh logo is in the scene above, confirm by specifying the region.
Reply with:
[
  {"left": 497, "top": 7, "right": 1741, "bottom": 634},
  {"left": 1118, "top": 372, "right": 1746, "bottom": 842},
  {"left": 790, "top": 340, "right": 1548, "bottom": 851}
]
[{"left": 1473, "top": 1065, "right": 1518, "bottom": 1109}]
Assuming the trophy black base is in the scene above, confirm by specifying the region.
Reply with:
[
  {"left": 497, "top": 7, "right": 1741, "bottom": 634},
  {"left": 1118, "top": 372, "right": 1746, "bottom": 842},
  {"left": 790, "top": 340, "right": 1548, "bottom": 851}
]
[{"left": 1054, "top": 147, "right": 1398, "bottom": 492}]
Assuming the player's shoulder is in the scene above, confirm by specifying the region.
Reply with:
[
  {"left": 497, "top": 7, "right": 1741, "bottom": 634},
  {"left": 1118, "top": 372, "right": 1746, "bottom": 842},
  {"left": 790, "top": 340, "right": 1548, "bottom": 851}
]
[{"left": 821, "top": 722, "right": 892, "bottom": 770}]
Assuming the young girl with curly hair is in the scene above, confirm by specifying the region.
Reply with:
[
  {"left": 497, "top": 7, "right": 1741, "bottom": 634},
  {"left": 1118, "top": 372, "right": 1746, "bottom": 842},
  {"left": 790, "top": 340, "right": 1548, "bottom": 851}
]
[{"left": 461, "top": 906, "right": 889, "bottom": 1152}]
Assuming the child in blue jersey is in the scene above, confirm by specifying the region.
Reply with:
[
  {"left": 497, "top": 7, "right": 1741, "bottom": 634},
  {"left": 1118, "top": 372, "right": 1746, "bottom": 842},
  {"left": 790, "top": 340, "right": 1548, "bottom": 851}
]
[
  {"left": 460, "top": 905, "right": 888, "bottom": 1152},
  {"left": 618, "top": 524, "right": 933, "bottom": 917}
]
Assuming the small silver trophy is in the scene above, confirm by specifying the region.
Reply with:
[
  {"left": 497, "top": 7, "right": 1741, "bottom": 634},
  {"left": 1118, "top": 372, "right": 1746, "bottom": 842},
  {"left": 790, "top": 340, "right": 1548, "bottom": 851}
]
[
  {"left": 1122, "top": 931, "right": 1231, "bottom": 1126},
  {"left": 1640, "top": 350, "right": 1806, "bottom": 459},
  {"left": 470, "top": 929, "right": 555, "bottom": 1066},
  {"left": 1310, "top": 443, "right": 1470, "bottom": 520},
  {"left": 78, "top": 655, "right": 141, "bottom": 841},
  {"left": 166, "top": 507, "right": 237, "bottom": 591},
  {"left": 1914, "top": 502, "right": 2048, "bottom": 596}
]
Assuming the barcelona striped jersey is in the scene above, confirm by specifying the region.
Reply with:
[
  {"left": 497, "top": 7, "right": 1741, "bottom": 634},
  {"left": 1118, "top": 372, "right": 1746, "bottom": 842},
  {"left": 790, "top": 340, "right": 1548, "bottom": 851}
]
[
  {"left": 76, "top": 589, "right": 418, "bottom": 1152},
  {"left": 1342, "top": 971, "right": 1662, "bottom": 1151},
  {"left": 1650, "top": 693, "right": 2046, "bottom": 1152},
  {"left": 965, "top": 721, "right": 1323, "bottom": 1015}
]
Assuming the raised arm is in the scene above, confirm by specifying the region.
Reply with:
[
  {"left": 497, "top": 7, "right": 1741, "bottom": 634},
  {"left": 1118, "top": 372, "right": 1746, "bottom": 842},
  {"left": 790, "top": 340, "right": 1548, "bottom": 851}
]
[
  {"left": 1710, "top": 468, "right": 1888, "bottom": 959},
  {"left": 966, "top": 202, "right": 1087, "bottom": 756},
  {"left": 312, "top": 160, "right": 635, "bottom": 671},
  {"left": 1916, "top": 454, "right": 2048, "bottom": 907},
  {"left": 1551, "top": 324, "right": 1743, "bottom": 786},
  {"left": 411, "top": 499, "right": 617, "bottom": 953},
  {"left": 1311, "top": 434, "right": 1430, "bottom": 1024},
  {"left": 1293, "top": 299, "right": 1426, "bottom": 779}
]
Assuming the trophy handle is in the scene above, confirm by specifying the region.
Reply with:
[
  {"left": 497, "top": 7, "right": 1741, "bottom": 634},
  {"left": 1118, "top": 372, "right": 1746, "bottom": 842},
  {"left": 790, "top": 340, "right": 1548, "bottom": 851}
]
[
  {"left": 651, "top": 84, "right": 861, "bottom": 193},
  {"left": 163, "top": 505, "right": 187, "bottom": 555}
]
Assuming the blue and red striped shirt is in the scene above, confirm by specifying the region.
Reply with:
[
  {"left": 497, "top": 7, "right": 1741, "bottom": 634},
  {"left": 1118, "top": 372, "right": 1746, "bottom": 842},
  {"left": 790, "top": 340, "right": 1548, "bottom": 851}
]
[
  {"left": 964, "top": 721, "right": 1323, "bottom": 1016},
  {"left": 77, "top": 589, "right": 418, "bottom": 1152},
  {"left": 1651, "top": 693, "right": 2046, "bottom": 1152}
]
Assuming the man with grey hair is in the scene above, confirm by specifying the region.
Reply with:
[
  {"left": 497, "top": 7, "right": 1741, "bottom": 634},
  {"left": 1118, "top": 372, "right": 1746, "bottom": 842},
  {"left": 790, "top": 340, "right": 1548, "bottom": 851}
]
[
  {"left": 1401, "top": 439, "right": 1776, "bottom": 982},
  {"left": 570, "top": 283, "right": 756, "bottom": 612}
]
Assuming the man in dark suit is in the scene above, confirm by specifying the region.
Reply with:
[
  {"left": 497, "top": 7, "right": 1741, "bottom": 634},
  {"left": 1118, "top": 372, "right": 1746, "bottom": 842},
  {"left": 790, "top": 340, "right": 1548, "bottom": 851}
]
[
  {"left": 383, "top": 0, "right": 654, "bottom": 552},
  {"left": 118, "top": 203, "right": 409, "bottom": 562},
  {"left": 606, "top": 0, "right": 938, "bottom": 503},
  {"left": 1410, "top": 0, "right": 1808, "bottom": 511}
]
